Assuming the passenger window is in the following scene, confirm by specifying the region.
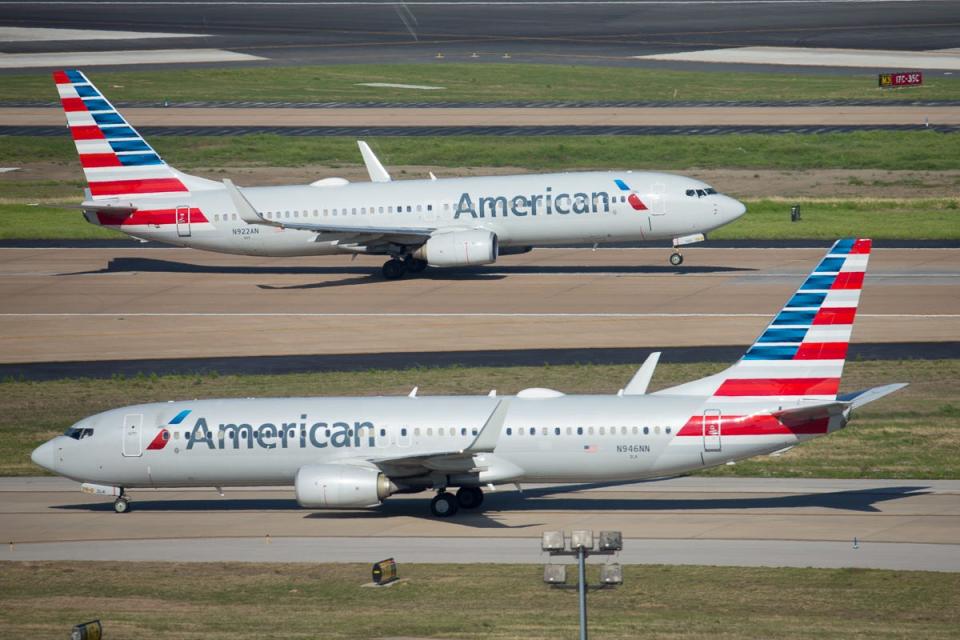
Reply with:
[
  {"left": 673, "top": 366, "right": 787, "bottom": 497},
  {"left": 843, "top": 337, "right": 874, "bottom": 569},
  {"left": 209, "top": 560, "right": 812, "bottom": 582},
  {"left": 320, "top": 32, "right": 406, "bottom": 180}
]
[
  {"left": 361, "top": 208, "right": 366, "bottom": 215},
  {"left": 632, "top": 426, "right": 638, "bottom": 435},
  {"left": 427, "top": 428, "right": 433, "bottom": 436},
  {"left": 379, "top": 207, "right": 384, "bottom": 214},
  {"left": 407, "top": 206, "right": 412, "bottom": 213},
  {"left": 401, "top": 428, "right": 407, "bottom": 436},
  {"left": 643, "top": 427, "right": 649, "bottom": 435},
  {"left": 566, "top": 427, "right": 572, "bottom": 435},
  {"left": 529, "top": 428, "right": 535, "bottom": 436},
  {"left": 599, "top": 427, "right": 605, "bottom": 435},
  {"left": 554, "top": 427, "right": 560, "bottom": 435},
  {"left": 507, "top": 428, "right": 513, "bottom": 436},
  {"left": 414, "top": 428, "right": 421, "bottom": 436},
  {"left": 666, "top": 427, "right": 672, "bottom": 434},
  {"left": 577, "top": 427, "right": 583, "bottom": 435},
  {"left": 427, "top": 204, "right": 433, "bottom": 211},
  {"left": 588, "top": 427, "right": 595, "bottom": 435},
  {"left": 380, "top": 429, "right": 386, "bottom": 436}
]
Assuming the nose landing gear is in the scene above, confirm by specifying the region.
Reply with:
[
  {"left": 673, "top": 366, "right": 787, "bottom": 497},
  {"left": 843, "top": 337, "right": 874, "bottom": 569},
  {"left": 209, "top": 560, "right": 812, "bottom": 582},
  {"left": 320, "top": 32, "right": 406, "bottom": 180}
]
[{"left": 113, "top": 490, "right": 130, "bottom": 514}]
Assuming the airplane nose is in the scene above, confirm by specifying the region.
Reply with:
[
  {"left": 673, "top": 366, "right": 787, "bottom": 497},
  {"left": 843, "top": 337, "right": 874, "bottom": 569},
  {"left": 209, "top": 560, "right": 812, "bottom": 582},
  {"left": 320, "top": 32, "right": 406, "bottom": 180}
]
[
  {"left": 727, "top": 197, "right": 747, "bottom": 220},
  {"left": 30, "top": 440, "right": 56, "bottom": 472}
]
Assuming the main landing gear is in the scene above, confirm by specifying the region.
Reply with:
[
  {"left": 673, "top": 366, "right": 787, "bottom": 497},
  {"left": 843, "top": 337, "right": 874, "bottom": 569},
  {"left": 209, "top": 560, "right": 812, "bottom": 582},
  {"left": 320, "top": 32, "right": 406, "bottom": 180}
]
[
  {"left": 113, "top": 490, "right": 130, "bottom": 514},
  {"left": 381, "top": 257, "right": 428, "bottom": 280},
  {"left": 669, "top": 249, "right": 684, "bottom": 266},
  {"left": 429, "top": 486, "right": 485, "bottom": 517}
]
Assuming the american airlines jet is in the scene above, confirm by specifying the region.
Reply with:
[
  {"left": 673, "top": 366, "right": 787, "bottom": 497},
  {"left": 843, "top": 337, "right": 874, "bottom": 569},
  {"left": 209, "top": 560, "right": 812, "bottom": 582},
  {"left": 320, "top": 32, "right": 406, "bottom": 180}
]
[
  {"left": 54, "top": 69, "right": 746, "bottom": 278},
  {"left": 32, "top": 238, "right": 905, "bottom": 516}
]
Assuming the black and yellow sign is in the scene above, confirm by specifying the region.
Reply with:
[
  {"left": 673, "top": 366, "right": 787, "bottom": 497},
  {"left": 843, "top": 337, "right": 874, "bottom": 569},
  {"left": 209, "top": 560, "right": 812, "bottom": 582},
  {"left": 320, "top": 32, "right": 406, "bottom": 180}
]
[
  {"left": 372, "top": 558, "right": 398, "bottom": 585},
  {"left": 71, "top": 620, "right": 102, "bottom": 640}
]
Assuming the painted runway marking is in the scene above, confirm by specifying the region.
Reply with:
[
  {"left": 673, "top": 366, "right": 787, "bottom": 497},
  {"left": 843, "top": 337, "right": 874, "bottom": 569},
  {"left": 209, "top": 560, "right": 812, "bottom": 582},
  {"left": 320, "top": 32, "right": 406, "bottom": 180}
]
[
  {"left": 1, "top": 312, "right": 957, "bottom": 318},
  {"left": 0, "top": 26, "right": 208, "bottom": 42},
  {"left": 638, "top": 46, "right": 960, "bottom": 70},
  {"left": 356, "top": 82, "right": 445, "bottom": 90},
  {"left": 0, "top": 49, "right": 265, "bottom": 69}
]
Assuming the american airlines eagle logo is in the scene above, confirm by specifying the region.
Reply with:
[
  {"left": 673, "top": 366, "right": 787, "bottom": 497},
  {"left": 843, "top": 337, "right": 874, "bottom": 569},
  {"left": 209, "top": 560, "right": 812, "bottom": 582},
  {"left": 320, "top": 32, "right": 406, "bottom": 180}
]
[
  {"left": 146, "top": 409, "right": 191, "bottom": 451},
  {"left": 614, "top": 179, "right": 648, "bottom": 211}
]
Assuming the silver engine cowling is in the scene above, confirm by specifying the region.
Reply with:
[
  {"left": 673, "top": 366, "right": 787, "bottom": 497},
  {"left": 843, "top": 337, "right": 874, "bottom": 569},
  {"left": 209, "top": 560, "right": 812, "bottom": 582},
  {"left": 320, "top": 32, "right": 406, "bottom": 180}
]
[
  {"left": 294, "top": 464, "right": 394, "bottom": 508},
  {"left": 413, "top": 230, "right": 498, "bottom": 267}
]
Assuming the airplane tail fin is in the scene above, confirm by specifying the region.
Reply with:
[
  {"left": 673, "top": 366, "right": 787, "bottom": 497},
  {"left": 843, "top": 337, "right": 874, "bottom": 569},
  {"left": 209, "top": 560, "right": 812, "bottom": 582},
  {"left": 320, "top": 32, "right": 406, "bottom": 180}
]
[
  {"left": 53, "top": 69, "right": 216, "bottom": 201},
  {"left": 656, "top": 238, "right": 872, "bottom": 400}
]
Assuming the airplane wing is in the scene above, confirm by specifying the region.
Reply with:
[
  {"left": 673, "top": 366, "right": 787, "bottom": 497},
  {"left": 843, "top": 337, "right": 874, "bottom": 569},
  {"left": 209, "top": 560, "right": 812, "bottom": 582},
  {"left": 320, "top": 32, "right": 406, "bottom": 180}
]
[
  {"left": 366, "top": 398, "right": 511, "bottom": 474},
  {"left": 223, "top": 178, "right": 434, "bottom": 245}
]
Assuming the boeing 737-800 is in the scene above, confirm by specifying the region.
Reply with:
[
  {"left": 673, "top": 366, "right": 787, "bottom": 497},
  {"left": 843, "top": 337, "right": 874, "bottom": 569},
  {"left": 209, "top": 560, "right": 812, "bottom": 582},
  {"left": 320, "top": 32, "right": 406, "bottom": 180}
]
[
  {"left": 32, "top": 238, "right": 905, "bottom": 516},
  {"left": 54, "top": 69, "right": 746, "bottom": 279}
]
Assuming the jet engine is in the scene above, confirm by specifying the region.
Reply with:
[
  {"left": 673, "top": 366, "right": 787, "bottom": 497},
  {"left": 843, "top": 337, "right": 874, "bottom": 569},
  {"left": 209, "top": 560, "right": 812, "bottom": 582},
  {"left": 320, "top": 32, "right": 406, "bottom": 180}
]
[
  {"left": 413, "top": 230, "right": 498, "bottom": 267},
  {"left": 294, "top": 464, "right": 395, "bottom": 508}
]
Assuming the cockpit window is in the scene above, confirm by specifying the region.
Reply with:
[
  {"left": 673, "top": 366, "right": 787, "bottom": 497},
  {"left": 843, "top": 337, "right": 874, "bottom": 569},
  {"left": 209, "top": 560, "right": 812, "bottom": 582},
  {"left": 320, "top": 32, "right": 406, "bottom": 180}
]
[
  {"left": 685, "top": 189, "right": 696, "bottom": 197},
  {"left": 696, "top": 189, "right": 707, "bottom": 197},
  {"left": 64, "top": 427, "right": 94, "bottom": 440},
  {"left": 705, "top": 188, "right": 717, "bottom": 195}
]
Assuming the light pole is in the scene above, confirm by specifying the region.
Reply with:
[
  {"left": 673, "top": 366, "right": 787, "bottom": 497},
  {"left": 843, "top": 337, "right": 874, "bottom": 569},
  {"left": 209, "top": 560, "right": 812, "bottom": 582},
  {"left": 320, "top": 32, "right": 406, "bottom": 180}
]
[{"left": 542, "top": 530, "right": 623, "bottom": 640}]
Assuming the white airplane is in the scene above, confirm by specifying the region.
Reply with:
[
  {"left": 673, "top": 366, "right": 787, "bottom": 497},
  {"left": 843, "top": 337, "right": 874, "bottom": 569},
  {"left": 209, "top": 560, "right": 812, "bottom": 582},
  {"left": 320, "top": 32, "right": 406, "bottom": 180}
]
[
  {"left": 54, "top": 69, "right": 746, "bottom": 278},
  {"left": 32, "top": 238, "right": 905, "bottom": 516}
]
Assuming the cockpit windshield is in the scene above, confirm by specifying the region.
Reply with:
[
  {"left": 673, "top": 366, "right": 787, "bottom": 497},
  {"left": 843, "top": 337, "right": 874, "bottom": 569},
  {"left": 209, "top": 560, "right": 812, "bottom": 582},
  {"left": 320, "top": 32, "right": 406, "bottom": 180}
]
[
  {"left": 685, "top": 187, "right": 718, "bottom": 197},
  {"left": 64, "top": 427, "right": 94, "bottom": 440}
]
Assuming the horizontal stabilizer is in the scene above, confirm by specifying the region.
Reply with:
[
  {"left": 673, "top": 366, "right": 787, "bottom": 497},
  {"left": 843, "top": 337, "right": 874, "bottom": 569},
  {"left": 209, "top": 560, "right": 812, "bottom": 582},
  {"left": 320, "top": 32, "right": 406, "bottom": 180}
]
[
  {"left": 838, "top": 383, "right": 908, "bottom": 409},
  {"left": 771, "top": 401, "right": 849, "bottom": 428},
  {"left": 622, "top": 352, "right": 661, "bottom": 395},
  {"left": 78, "top": 200, "right": 137, "bottom": 214}
]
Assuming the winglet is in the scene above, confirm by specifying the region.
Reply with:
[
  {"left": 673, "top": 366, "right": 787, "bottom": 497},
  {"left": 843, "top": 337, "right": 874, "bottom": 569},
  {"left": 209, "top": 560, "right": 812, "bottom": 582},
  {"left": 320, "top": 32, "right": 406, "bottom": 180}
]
[
  {"left": 464, "top": 399, "right": 510, "bottom": 453},
  {"left": 358, "top": 141, "right": 391, "bottom": 183},
  {"left": 622, "top": 352, "right": 661, "bottom": 395},
  {"left": 223, "top": 178, "right": 279, "bottom": 227}
]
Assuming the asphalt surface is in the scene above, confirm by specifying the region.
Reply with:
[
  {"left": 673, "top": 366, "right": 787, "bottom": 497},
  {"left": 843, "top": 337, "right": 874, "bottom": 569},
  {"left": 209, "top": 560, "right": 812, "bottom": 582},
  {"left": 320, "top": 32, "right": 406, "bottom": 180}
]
[
  {"left": 4, "top": 477, "right": 959, "bottom": 571},
  {"left": 1, "top": 247, "right": 957, "bottom": 367},
  {"left": 1, "top": 0, "right": 958, "bottom": 72}
]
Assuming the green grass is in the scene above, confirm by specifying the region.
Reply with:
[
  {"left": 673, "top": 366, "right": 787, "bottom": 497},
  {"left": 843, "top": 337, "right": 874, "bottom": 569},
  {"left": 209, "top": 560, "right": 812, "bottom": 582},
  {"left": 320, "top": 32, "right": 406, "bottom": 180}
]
[
  {"left": 3, "top": 198, "right": 957, "bottom": 240},
  {"left": 1, "top": 562, "right": 957, "bottom": 639},
  {"left": 5, "top": 132, "right": 960, "bottom": 171},
  {"left": 711, "top": 198, "right": 960, "bottom": 240},
  {"left": 4, "top": 360, "right": 958, "bottom": 478},
  {"left": 6, "top": 64, "right": 960, "bottom": 103}
]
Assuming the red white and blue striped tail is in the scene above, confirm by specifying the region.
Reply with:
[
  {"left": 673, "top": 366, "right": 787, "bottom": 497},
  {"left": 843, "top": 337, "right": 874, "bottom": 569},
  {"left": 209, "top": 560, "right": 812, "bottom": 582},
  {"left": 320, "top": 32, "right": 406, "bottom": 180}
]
[
  {"left": 54, "top": 69, "right": 190, "bottom": 201},
  {"left": 656, "top": 238, "right": 872, "bottom": 401}
]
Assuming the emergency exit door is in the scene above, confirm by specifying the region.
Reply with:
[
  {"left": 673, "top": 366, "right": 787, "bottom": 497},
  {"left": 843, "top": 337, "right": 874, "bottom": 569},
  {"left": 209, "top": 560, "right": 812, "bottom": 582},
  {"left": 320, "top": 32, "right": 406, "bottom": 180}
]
[{"left": 122, "top": 413, "right": 143, "bottom": 457}]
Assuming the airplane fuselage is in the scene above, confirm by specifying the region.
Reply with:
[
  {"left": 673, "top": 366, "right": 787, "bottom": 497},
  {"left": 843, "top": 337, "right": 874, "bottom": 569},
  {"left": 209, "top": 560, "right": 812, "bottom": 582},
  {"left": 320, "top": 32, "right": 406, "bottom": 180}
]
[
  {"left": 88, "top": 171, "right": 745, "bottom": 257},
  {"left": 36, "top": 393, "right": 835, "bottom": 490}
]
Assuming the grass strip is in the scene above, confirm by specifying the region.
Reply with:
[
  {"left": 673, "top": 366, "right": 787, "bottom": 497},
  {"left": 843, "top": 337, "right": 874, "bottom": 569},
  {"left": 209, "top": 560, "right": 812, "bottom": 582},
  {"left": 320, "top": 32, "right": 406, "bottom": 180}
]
[
  {"left": 3, "top": 360, "right": 957, "bottom": 478},
  {"left": 1, "top": 562, "right": 958, "bottom": 639},
  {"left": 4, "top": 63, "right": 960, "bottom": 104},
  {"left": 4, "top": 132, "right": 960, "bottom": 171},
  {"left": 2, "top": 198, "right": 957, "bottom": 240}
]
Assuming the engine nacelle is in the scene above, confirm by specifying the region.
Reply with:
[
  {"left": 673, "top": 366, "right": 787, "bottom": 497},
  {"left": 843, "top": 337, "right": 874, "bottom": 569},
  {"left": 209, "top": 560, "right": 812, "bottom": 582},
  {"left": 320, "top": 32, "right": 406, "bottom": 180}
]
[
  {"left": 413, "top": 230, "right": 498, "bottom": 267},
  {"left": 294, "top": 464, "right": 394, "bottom": 509}
]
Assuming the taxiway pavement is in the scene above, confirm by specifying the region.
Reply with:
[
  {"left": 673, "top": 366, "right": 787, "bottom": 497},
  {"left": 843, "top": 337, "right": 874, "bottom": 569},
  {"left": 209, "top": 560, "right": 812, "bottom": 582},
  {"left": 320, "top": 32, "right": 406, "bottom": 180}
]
[
  {"left": 1, "top": 247, "right": 957, "bottom": 365},
  {"left": 3, "top": 477, "right": 958, "bottom": 571}
]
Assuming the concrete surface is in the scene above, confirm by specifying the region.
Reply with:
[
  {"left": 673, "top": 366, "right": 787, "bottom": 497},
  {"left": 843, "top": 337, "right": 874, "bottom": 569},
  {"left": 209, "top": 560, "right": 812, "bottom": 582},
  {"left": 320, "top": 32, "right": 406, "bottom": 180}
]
[
  {"left": 3, "top": 477, "right": 958, "bottom": 570},
  {"left": 0, "top": 247, "right": 956, "bottom": 364}
]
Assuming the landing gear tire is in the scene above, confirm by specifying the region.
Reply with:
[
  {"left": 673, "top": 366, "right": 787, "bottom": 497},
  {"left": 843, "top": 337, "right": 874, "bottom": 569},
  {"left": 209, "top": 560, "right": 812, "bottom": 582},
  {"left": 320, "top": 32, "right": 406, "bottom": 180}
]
[
  {"left": 456, "top": 486, "right": 484, "bottom": 509},
  {"left": 381, "top": 259, "right": 406, "bottom": 280},
  {"left": 405, "top": 257, "right": 428, "bottom": 274},
  {"left": 113, "top": 497, "right": 130, "bottom": 514},
  {"left": 430, "top": 491, "right": 459, "bottom": 517},
  {"left": 669, "top": 251, "right": 684, "bottom": 266}
]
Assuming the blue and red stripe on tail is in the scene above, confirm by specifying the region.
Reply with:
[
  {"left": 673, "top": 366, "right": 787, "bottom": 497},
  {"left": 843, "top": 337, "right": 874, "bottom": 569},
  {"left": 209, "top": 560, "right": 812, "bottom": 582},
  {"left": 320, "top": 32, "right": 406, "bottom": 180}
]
[
  {"left": 656, "top": 238, "right": 871, "bottom": 401},
  {"left": 54, "top": 69, "right": 188, "bottom": 200}
]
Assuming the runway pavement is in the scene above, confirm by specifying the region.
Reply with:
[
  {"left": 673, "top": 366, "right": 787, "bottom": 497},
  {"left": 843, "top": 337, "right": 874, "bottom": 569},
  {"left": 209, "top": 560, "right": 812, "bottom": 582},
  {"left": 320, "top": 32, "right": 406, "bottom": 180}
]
[
  {"left": 0, "top": 247, "right": 956, "bottom": 366},
  {"left": 3, "top": 477, "right": 958, "bottom": 571},
  {"left": 1, "top": 0, "right": 958, "bottom": 72}
]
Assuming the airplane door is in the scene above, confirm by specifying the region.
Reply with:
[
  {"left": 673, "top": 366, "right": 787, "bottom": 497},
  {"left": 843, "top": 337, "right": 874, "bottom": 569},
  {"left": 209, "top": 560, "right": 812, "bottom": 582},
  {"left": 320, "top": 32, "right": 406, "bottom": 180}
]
[
  {"left": 650, "top": 183, "right": 666, "bottom": 215},
  {"left": 702, "top": 409, "right": 721, "bottom": 452},
  {"left": 122, "top": 413, "right": 144, "bottom": 457},
  {"left": 175, "top": 205, "right": 191, "bottom": 237}
]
